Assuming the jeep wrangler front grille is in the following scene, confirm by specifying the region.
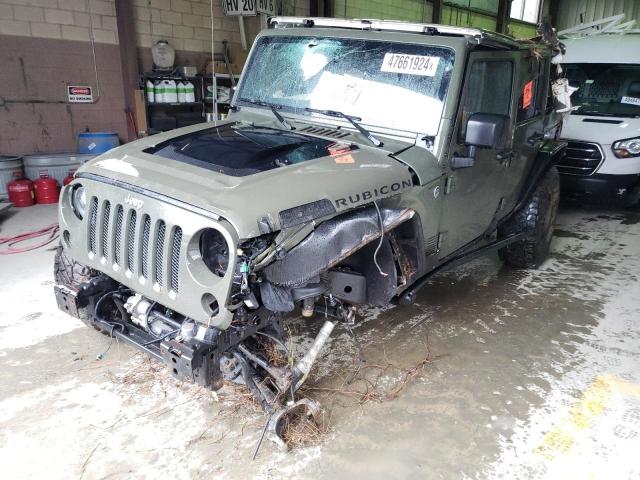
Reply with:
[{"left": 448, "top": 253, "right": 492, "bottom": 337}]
[
  {"left": 101, "top": 201, "right": 111, "bottom": 258},
  {"left": 141, "top": 214, "right": 151, "bottom": 279},
  {"left": 155, "top": 221, "right": 166, "bottom": 287},
  {"left": 87, "top": 197, "right": 183, "bottom": 293},
  {"left": 88, "top": 197, "right": 98, "bottom": 254},
  {"left": 170, "top": 227, "right": 182, "bottom": 293},
  {"left": 557, "top": 141, "right": 603, "bottom": 176},
  {"left": 127, "top": 210, "right": 137, "bottom": 272},
  {"left": 114, "top": 205, "right": 123, "bottom": 265}
]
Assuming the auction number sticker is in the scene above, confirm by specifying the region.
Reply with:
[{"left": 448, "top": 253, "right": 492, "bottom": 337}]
[
  {"left": 621, "top": 96, "right": 640, "bottom": 106},
  {"left": 381, "top": 53, "right": 440, "bottom": 76}
]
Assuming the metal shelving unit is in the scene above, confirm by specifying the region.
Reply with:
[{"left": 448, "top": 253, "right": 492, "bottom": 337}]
[
  {"left": 204, "top": 72, "right": 236, "bottom": 120},
  {"left": 140, "top": 73, "right": 207, "bottom": 133}
]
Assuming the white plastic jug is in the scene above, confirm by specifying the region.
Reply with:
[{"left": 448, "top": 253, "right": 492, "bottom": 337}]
[
  {"left": 177, "top": 81, "right": 187, "bottom": 103},
  {"left": 145, "top": 80, "right": 155, "bottom": 103},
  {"left": 164, "top": 79, "right": 178, "bottom": 103},
  {"left": 184, "top": 81, "right": 195, "bottom": 103},
  {"left": 154, "top": 80, "right": 164, "bottom": 103}
]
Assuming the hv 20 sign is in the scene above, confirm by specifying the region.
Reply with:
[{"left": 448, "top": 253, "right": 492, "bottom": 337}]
[
  {"left": 67, "top": 86, "right": 93, "bottom": 103},
  {"left": 223, "top": 0, "right": 276, "bottom": 16}
]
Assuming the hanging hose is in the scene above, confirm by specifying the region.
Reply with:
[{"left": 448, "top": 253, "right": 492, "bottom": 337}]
[
  {"left": 0, "top": 223, "right": 59, "bottom": 255},
  {"left": 372, "top": 201, "right": 389, "bottom": 277}
]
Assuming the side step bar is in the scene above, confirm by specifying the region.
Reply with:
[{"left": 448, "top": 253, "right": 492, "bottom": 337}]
[{"left": 395, "top": 232, "right": 525, "bottom": 305}]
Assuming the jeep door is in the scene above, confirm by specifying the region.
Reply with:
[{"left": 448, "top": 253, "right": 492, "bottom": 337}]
[
  {"left": 439, "top": 51, "right": 518, "bottom": 255},
  {"left": 501, "top": 52, "right": 551, "bottom": 212}
]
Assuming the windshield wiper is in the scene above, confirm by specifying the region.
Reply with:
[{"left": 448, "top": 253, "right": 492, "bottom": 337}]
[
  {"left": 237, "top": 97, "right": 294, "bottom": 131},
  {"left": 305, "top": 108, "right": 383, "bottom": 147}
]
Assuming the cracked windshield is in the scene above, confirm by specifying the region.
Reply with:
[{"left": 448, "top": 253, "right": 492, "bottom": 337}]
[{"left": 237, "top": 35, "right": 455, "bottom": 135}]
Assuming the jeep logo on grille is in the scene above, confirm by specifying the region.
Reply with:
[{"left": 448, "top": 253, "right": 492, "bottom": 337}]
[{"left": 124, "top": 194, "right": 144, "bottom": 210}]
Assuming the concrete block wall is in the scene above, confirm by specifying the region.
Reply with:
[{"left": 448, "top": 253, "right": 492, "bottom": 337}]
[
  {"left": 0, "top": 35, "right": 127, "bottom": 154},
  {"left": 0, "top": 0, "right": 125, "bottom": 154},
  {"left": 132, "top": 0, "right": 259, "bottom": 57},
  {"left": 0, "top": 0, "right": 118, "bottom": 44},
  {"left": 0, "top": 0, "right": 312, "bottom": 154}
]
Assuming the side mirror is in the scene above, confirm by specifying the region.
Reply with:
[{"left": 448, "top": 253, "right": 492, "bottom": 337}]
[
  {"left": 465, "top": 112, "right": 510, "bottom": 149},
  {"left": 451, "top": 112, "right": 511, "bottom": 170}
]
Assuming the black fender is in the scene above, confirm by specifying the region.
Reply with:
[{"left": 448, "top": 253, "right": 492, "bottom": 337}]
[
  {"left": 499, "top": 139, "right": 566, "bottom": 227},
  {"left": 263, "top": 206, "right": 415, "bottom": 287},
  {"left": 262, "top": 206, "right": 425, "bottom": 306}
]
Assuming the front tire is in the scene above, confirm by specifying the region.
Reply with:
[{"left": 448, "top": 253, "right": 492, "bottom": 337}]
[{"left": 498, "top": 166, "right": 560, "bottom": 268}]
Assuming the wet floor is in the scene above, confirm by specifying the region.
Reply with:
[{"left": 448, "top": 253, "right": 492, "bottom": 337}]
[{"left": 0, "top": 204, "right": 639, "bottom": 479}]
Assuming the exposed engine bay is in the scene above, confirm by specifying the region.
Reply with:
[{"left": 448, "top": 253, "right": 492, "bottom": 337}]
[{"left": 54, "top": 203, "right": 425, "bottom": 448}]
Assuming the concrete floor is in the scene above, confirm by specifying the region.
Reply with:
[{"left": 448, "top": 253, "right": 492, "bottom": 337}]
[{"left": 1, "top": 203, "right": 639, "bottom": 479}]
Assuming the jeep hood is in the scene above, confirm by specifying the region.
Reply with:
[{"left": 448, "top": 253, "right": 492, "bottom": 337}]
[{"left": 77, "top": 122, "right": 414, "bottom": 238}]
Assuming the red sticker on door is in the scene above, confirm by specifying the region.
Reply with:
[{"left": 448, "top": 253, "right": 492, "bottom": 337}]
[{"left": 522, "top": 80, "right": 534, "bottom": 109}]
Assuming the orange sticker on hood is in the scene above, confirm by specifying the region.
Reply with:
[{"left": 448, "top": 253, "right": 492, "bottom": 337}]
[
  {"left": 334, "top": 154, "right": 355, "bottom": 164},
  {"left": 328, "top": 142, "right": 352, "bottom": 157}
]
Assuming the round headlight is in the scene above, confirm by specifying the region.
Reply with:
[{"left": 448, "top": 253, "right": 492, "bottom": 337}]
[
  {"left": 199, "top": 228, "right": 229, "bottom": 277},
  {"left": 70, "top": 185, "right": 86, "bottom": 220}
]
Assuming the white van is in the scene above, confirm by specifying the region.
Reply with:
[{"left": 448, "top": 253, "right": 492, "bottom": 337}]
[{"left": 558, "top": 34, "right": 640, "bottom": 203}]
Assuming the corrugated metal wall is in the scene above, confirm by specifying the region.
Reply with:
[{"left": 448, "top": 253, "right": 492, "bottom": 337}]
[{"left": 556, "top": 0, "right": 640, "bottom": 30}]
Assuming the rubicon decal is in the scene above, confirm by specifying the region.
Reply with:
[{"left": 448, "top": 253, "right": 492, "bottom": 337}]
[{"left": 335, "top": 178, "right": 413, "bottom": 208}]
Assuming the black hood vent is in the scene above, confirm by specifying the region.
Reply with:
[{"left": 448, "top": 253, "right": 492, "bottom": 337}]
[
  {"left": 299, "top": 125, "right": 350, "bottom": 139},
  {"left": 145, "top": 124, "right": 338, "bottom": 177}
]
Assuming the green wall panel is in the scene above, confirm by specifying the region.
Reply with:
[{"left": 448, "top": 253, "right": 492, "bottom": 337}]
[
  {"left": 330, "top": 0, "right": 538, "bottom": 39},
  {"left": 508, "top": 21, "right": 537, "bottom": 39}
]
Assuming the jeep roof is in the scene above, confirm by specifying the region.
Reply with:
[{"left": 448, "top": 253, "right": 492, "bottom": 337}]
[{"left": 269, "top": 16, "right": 533, "bottom": 50}]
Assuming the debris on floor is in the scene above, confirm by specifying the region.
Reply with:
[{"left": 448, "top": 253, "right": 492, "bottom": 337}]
[{"left": 1, "top": 204, "right": 639, "bottom": 479}]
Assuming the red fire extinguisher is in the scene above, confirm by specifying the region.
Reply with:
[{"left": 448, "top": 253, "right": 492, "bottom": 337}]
[
  {"left": 34, "top": 176, "right": 60, "bottom": 204},
  {"left": 7, "top": 178, "right": 35, "bottom": 207}
]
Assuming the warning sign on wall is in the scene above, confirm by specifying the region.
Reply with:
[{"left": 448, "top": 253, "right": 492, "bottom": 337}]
[{"left": 67, "top": 86, "right": 93, "bottom": 103}]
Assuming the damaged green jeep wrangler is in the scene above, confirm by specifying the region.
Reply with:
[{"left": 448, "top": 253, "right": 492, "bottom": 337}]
[{"left": 54, "top": 17, "right": 566, "bottom": 446}]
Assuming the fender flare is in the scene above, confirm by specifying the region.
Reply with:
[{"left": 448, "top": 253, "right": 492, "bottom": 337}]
[
  {"left": 263, "top": 206, "right": 415, "bottom": 287},
  {"left": 500, "top": 139, "right": 566, "bottom": 227}
]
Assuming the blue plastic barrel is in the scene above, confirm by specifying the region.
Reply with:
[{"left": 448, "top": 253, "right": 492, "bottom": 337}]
[{"left": 77, "top": 132, "right": 119, "bottom": 154}]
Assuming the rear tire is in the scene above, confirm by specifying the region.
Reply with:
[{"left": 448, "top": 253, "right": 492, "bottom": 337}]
[
  {"left": 498, "top": 166, "right": 560, "bottom": 269},
  {"left": 54, "top": 244, "right": 101, "bottom": 330}
]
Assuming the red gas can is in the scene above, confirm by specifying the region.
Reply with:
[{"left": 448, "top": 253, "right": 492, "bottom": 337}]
[
  {"left": 7, "top": 179, "right": 35, "bottom": 207},
  {"left": 34, "top": 176, "right": 60, "bottom": 204},
  {"left": 63, "top": 171, "right": 75, "bottom": 186}
]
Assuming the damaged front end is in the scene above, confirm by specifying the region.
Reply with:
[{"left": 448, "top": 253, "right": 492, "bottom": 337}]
[
  {"left": 55, "top": 141, "right": 425, "bottom": 446},
  {"left": 55, "top": 196, "right": 424, "bottom": 448}
]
